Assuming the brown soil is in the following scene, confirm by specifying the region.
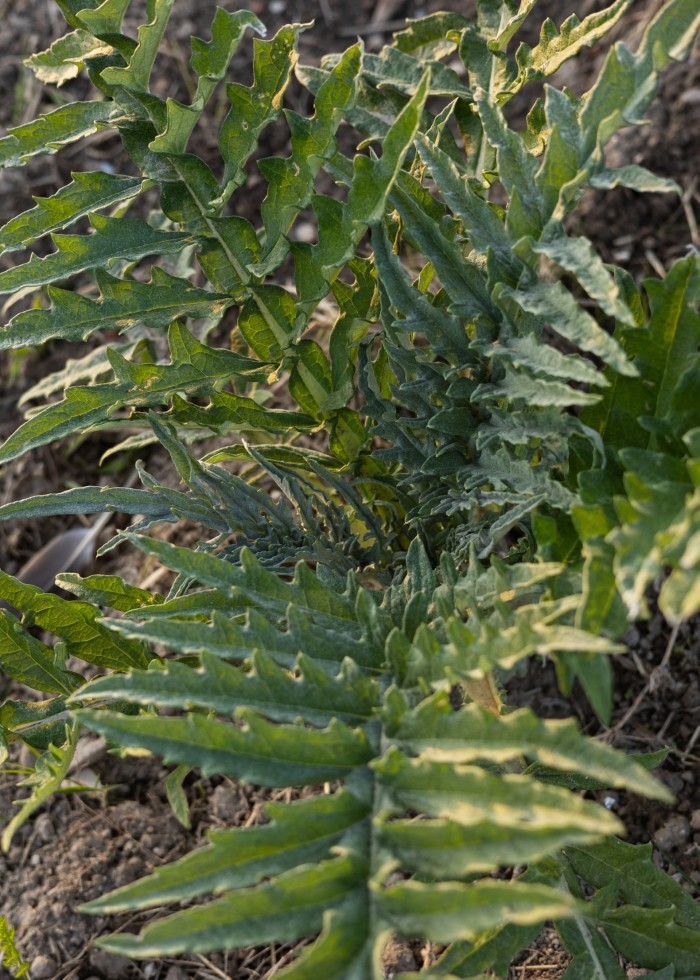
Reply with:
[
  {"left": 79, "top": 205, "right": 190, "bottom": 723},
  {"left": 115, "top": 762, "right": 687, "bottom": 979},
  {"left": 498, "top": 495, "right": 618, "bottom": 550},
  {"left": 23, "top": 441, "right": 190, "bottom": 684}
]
[{"left": 0, "top": 1, "right": 699, "bottom": 978}]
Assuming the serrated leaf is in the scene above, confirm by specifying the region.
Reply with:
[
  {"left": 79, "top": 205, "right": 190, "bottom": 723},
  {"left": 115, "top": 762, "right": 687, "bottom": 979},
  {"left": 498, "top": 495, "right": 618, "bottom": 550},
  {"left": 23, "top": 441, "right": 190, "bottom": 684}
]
[
  {"left": 0, "top": 323, "right": 266, "bottom": 465},
  {"left": 590, "top": 165, "right": 680, "bottom": 195},
  {"left": 556, "top": 913, "right": 626, "bottom": 980},
  {"left": 76, "top": 706, "right": 372, "bottom": 786},
  {"left": 56, "top": 573, "right": 163, "bottom": 612},
  {"left": 83, "top": 790, "right": 368, "bottom": 912},
  {"left": 376, "top": 808, "right": 617, "bottom": 879},
  {"left": 259, "top": 43, "right": 362, "bottom": 257},
  {"left": 0, "top": 215, "right": 192, "bottom": 294},
  {"left": 0, "top": 570, "right": 149, "bottom": 671},
  {"left": 375, "top": 878, "right": 578, "bottom": 944},
  {"left": 580, "top": 0, "right": 700, "bottom": 158},
  {"left": 348, "top": 69, "right": 430, "bottom": 230},
  {"left": 434, "top": 866, "right": 555, "bottom": 977},
  {"left": 581, "top": 257, "right": 700, "bottom": 458},
  {"left": 149, "top": 9, "right": 265, "bottom": 155},
  {"left": 94, "top": 853, "right": 365, "bottom": 958},
  {"left": 100, "top": 0, "right": 174, "bottom": 93},
  {"left": 414, "top": 133, "right": 518, "bottom": 278},
  {"left": 392, "top": 692, "right": 671, "bottom": 800},
  {"left": 97, "top": 606, "right": 378, "bottom": 672},
  {"left": 0, "top": 611, "right": 82, "bottom": 695},
  {"left": 515, "top": 1, "right": 633, "bottom": 85},
  {"left": 599, "top": 905, "right": 700, "bottom": 974},
  {"left": 24, "top": 29, "right": 112, "bottom": 85},
  {"left": 0, "top": 101, "right": 119, "bottom": 168},
  {"left": 498, "top": 279, "right": 636, "bottom": 376},
  {"left": 77, "top": 649, "right": 378, "bottom": 727},
  {"left": 523, "top": 235, "right": 635, "bottom": 325},
  {"left": 0, "top": 268, "right": 233, "bottom": 349},
  {"left": 18, "top": 339, "right": 139, "bottom": 405},
  {"left": 121, "top": 538, "right": 358, "bottom": 629},
  {"left": 0, "top": 171, "right": 142, "bottom": 252},
  {"left": 374, "top": 749, "right": 620, "bottom": 837},
  {"left": 565, "top": 839, "right": 700, "bottom": 931},
  {"left": 218, "top": 25, "right": 300, "bottom": 196}
]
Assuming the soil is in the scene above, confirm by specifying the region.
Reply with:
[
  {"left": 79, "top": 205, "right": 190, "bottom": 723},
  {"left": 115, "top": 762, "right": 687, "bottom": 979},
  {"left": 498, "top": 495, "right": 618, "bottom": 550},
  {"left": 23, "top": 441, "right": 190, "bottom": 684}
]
[{"left": 0, "top": 1, "right": 699, "bottom": 978}]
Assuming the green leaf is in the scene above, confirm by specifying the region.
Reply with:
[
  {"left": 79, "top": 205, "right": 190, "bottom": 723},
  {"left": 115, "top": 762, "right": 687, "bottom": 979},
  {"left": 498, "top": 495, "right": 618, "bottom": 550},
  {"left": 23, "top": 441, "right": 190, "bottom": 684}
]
[
  {"left": 77, "top": 649, "right": 379, "bottom": 727},
  {"left": 0, "top": 485, "right": 174, "bottom": 523},
  {"left": 2, "top": 722, "right": 79, "bottom": 852},
  {"left": 374, "top": 734, "right": 623, "bottom": 867},
  {"left": 392, "top": 692, "right": 671, "bottom": 801},
  {"left": 414, "top": 133, "right": 518, "bottom": 276},
  {"left": 0, "top": 570, "right": 149, "bottom": 671},
  {"left": 56, "top": 573, "right": 163, "bottom": 612},
  {"left": 100, "top": 0, "right": 175, "bottom": 93},
  {"left": 0, "top": 913, "right": 30, "bottom": 976},
  {"left": 24, "top": 29, "right": 111, "bottom": 85},
  {"left": 0, "top": 216, "right": 192, "bottom": 294},
  {"left": 565, "top": 838, "right": 700, "bottom": 931},
  {"left": 0, "top": 611, "right": 82, "bottom": 695},
  {"left": 120, "top": 539, "right": 358, "bottom": 628},
  {"left": 599, "top": 905, "right": 700, "bottom": 974},
  {"left": 0, "top": 268, "right": 233, "bottom": 349},
  {"left": 0, "top": 172, "right": 142, "bottom": 252},
  {"left": 348, "top": 68, "right": 430, "bottom": 229},
  {"left": 76, "top": 707, "right": 372, "bottom": 786},
  {"left": 238, "top": 284, "right": 298, "bottom": 360},
  {"left": 375, "top": 878, "right": 578, "bottom": 944},
  {"left": 218, "top": 25, "right": 300, "bottom": 196},
  {"left": 498, "top": 279, "right": 636, "bottom": 377},
  {"left": 69, "top": 0, "right": 131, "bottom": 37},
  {"left": 353, "top": 47, "right": 470, "bottom": 101},
  {"left": 0, "top": 101, "right": 119, "bottom": 168},
  {"left": 556, "top": 913, "right": 626, "bottom": 980},
  {"left": 590, "top": 165, "right": 680, "bottom": 195},
  {"left": 149, "top": 9, "right": 265, "bottom": 155},
  {"left": 94, "top": 854, "right": 365, "bottom": 958},
  {"left": 0, "top": 323, "right": 266, "bottom": 465},
  {"left": 83, "top": 790, "right": 368, "bottom": 911},
  {"left": 580, "top": 0, "right": 700, "bottom": 158},
  {"left": 275, "top": 898, "right": 370, "bottom": 979},
  {"left": 434, "top": 867, "right": 557, "bottom": 977},
  {"left": 258, "top": 43, "right": 362, "bottom": 257},
  {"left": 95, "top": 606, "right": 378, "bottom": 672},
  {"left": 515, "top": 1, "right": 634, "bottom": 85},
  {"left": 522, "top": 235, "right": 635, "bottom": 325},
  {"left": 164, "top": 764, "right": 191, "bottom": 829}
]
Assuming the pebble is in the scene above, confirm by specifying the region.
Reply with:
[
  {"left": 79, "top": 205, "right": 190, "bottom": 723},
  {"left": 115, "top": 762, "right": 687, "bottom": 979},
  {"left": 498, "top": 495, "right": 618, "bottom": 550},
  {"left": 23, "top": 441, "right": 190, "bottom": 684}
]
[
  {"left": 210, "top": 783, "right": 240, "bottom": 821},
  {"left": 89, "top": 949, "right": 133, "bottom": 978},
  {"left": 690, "top": 809, "right": 700, "bottom": 831},
  {"left": 653, "top": 814, "right": 690, "bottom": 850},
  {"left": 33, "top": 813, "right": 54, "bottom": 843},
  {"left": 165, "top": 968, "right": 190, "bottom": 980},
  {"left": 31, "top": 956, "right": 58, "bottom": 979},
  {"left": 13, "top": 905, "right": 36, "bottom": 934}
]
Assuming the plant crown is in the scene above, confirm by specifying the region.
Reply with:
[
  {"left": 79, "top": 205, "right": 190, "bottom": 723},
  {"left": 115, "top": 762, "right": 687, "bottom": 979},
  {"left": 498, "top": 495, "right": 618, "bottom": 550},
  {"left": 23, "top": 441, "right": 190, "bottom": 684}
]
[{"left": 0, "top": 0, "right": 699, "bottom": 975}]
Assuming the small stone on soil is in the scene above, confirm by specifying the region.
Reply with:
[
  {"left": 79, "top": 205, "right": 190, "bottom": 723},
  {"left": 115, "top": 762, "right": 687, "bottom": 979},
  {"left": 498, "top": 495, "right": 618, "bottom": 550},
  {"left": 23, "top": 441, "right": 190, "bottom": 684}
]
[
  {"left": 165, "top": 968, "right": 189, "bottom": 980},
  {"left": 653, "top": 814, "right": 690, "bottom": 850},
  {"left": 89, "top": 948, "right": 133, "bottom": 978},
  {"left": 31, "top": 955, "right": 58, "bottom": 979},
  {"left": 33, "top": 813, "right": 54, "bottom": 843}
]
